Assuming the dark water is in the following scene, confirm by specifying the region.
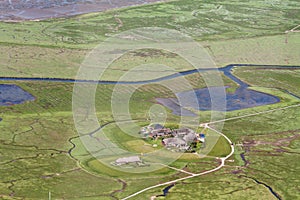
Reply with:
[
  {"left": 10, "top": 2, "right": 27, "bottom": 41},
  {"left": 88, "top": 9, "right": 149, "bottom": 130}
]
[
  {"left": 156, "top": 98, "right": 197, "bottom": 117},
  {"left": 240, "top": 152, "right": 249, "bottom": 166},
  {"left": 251, "top": 178, "right": 282, "bottom": 200},
  {"left": 156, "top": 64, "right": 300, "bottom": 115},
  {"left": 163, "top": 184, "right": 175, "bottom": 196},
  {"left": 156, "top": 184, "right": 175, "bottom": 197},
  {"left": 158, "top": 86, "right": 280, "bottom": 114},
  {"left": 0, "top": 84, "right": 35, "bottom": 106},
  {"left": 0, "top": 64, "right": 299, "bottom": 113},
  {"left": 0, "top": 64, "right": 299, "bottom": 85}
]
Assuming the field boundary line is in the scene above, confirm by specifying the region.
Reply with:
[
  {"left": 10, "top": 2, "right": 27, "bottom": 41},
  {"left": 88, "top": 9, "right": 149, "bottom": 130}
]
[{"left": 207, "top": 103, "right": 300, "bottom": 125}]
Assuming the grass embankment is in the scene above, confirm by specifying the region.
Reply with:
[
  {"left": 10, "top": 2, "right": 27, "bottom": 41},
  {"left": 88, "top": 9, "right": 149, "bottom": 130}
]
[{"left": 233, "top": 67, "right": 300, "bottom": 97}]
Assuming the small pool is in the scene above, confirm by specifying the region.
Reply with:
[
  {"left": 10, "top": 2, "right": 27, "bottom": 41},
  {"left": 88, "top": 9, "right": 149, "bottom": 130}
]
[
  {"left": 157, "top": 86, "right": 280, "bottom": 116},
  {"left": 0, "top": 84, "right": 35, "bottom": 106}
]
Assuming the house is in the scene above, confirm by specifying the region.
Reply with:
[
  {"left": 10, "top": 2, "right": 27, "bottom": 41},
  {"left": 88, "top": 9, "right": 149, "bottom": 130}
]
[
  {"left": 163, "top": 137, "right": 187, "bottom": 148},
  {"left": 140, "top": 123, "right": 166, "bottom": 137},
  {"left": 114, "top": 156, "right": 142, "bottom": 166},
  {"left": 150, "top": 128, "right": 172, "bottom": 138},
  {"left": 173, "top": 128, "right": 194, "bottom": 137},
  {"left": 140, "top": 124, "right": 202, "bottom": 151},
  {"left": 183, "top": 132, "right": 197, "bottom": 144}
]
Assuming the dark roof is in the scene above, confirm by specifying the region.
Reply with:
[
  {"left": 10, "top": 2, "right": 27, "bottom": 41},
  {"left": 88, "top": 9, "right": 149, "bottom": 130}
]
[{"left": 152, "top": 124, "right": 164, "bottom": 130}]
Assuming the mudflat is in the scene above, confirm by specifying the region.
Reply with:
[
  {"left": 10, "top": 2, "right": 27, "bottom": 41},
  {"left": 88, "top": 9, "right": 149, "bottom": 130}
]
[{"left": 0, "top": 0, "right": 164, "bottom": 21}]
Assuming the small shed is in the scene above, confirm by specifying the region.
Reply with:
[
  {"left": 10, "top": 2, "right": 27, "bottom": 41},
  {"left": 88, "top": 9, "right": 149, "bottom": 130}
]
[
  {"left": 199, "top": 133, "right": 206, "bottom": 143},
  {"left": 115, "top": 156, "right": 142, "bottom": 166}
]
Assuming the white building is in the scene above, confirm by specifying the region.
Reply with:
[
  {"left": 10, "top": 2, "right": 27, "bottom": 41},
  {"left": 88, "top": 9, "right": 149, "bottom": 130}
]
[{"left": 114, "top": 156, "right": 142, "bottom": 166}]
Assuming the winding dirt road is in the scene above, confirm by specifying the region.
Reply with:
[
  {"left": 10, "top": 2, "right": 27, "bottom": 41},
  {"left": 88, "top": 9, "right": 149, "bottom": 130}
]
[
  {"left": 122, "top": 124, "right": 235, "bottom": 200},
  {"left": 122, "top": 103, "right": 300, "bottom": 199}
]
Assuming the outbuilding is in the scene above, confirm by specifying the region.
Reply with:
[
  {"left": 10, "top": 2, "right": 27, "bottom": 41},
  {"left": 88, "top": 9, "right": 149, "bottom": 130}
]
[{"left": 114, "top": 156, "right": 142, "bottom": 166}]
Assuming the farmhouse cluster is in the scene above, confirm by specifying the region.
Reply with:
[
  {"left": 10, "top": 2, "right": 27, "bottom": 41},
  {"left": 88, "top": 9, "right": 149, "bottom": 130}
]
[
  {"left": 112, "top": 124, "right": 207, "bottom": 167},
  {"left": 140, "top": 124, "right": 205, "bottom": 151}
]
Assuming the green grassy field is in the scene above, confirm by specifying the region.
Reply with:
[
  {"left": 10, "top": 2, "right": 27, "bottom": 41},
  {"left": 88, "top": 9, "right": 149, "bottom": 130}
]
[
  {"left": 233, "top": 67, "right": 300, "bottom": 97},
  {"left": 0, "top": 34, "right": 299, "bottom": 80},
  {"left": 0, "top": 0, "right": 299, "bottom": 79},
  {"left": 220, "top": 106, "right": 300, "bottom": 200},
  {"left": 0, "top": 78, "right": 230, "bottom": 198},
  {"left": 124, "top": 69, "right": 300, "bottom": 200},
  {"left": 0, "top": 0, "right": 299, "bottom": 48},
  {"left": 142, "top": 172, "right": 277, "bottom": 200},
  {"left": 1, "top": 0, "right": 300, "bottom": 199},
  {"left": 1, "top": 66, "right": 300, "bottom": 199},
  {"left": 0, "top": 114, "right": 121, "bottom": 199}
]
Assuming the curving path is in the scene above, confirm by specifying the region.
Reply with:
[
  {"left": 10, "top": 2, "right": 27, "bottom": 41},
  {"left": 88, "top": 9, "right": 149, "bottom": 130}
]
[
  {"left": 2, "top": 64, "right": 299, "bottom": 199},
  {"left": 122, "top": 123, "right": 234, "bottom": 200},
  {"left": 122, "top": 102, "right": 300, "bottom": 199}
]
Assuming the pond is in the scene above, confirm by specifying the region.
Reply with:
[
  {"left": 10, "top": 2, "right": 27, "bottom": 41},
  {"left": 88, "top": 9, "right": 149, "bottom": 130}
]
[
  {"left": 155, "top": 184, "right": 175, "bottom": 197},
  {"left": 0, "top": 64, "right": 298, "bottom": 115},
  {"left": 157, "top": 86, "right": 280, "bottom": 115},
  {"left": 0, "top": 84, "right": 35, "bottom": 106},
  {"left": 156, "top": 64, "right": 286, "bottom": 116}
]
